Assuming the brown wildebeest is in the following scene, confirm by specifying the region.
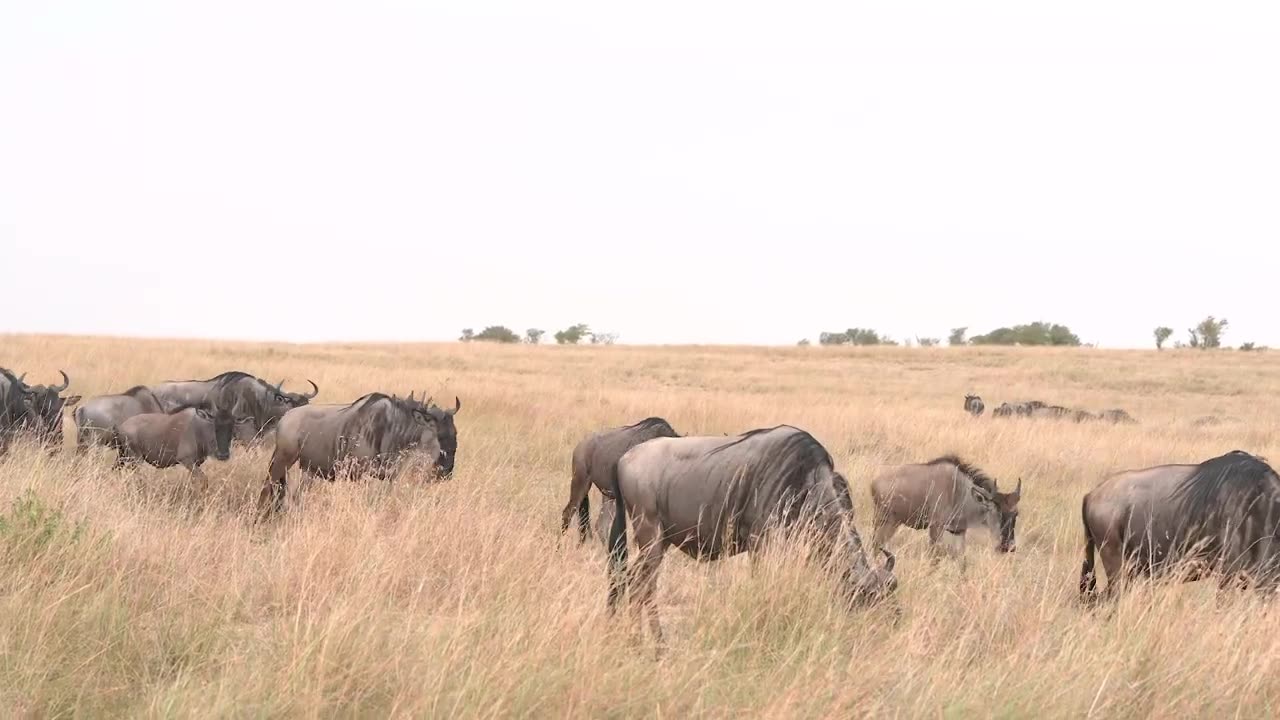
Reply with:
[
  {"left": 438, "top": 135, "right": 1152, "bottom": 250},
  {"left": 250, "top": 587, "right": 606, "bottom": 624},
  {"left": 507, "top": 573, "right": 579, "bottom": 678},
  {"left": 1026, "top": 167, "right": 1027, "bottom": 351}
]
[
  {"left": 963, "top": 395, "right": 985, "bottom": 417},
  {"left": 1080, "top": 449, "right": 1280, "bottom": 602},
  {"left": 607, "top": 425, "right": 898, "bottom": 646},
  {"left": 561, "top": 416, "right": 679, "bottom": 545},
  {"left": 257, "top": 392, "right": 444, "bottom": 518},
  {"left": 148, "top": 371, "right": 317, "bottom": 443},
  {"left": 74, "top": 385, "right": 167, "bottom": 449},
  {"left": 869, "top": 455, "right": 1022, "bottom": 561},
  {"left": 17, "top": 370, "right": 81, "bottom": 450},
  {"left": 112, "top": 404, "right": 253, "bottom": 490}
]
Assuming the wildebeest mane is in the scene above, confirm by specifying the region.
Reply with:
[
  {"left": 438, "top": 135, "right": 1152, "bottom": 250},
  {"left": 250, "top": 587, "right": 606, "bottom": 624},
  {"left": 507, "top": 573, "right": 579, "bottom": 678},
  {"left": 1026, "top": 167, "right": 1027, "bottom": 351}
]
[
  {"left": 926, "top": 454, "right": 998, "bottom": 494},
  {"left": 122, "top": 385, "right": 159, "bottom": 398},
  {"left": 624, "top": 416, "right": 676, "bottom": 434},
  {"left": 709, "top": 425, "right": 836, "bottom": 498},
  {"left": 1170, "top": 450, "right": 1280, "bottom": 551}
]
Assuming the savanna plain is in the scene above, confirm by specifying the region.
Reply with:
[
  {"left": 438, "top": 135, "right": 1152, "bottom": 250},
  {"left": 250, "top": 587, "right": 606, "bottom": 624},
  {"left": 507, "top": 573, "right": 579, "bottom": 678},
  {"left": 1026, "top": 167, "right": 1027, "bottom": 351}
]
[{"left": 3, "top": 334, "right": 1280, "bottom": 718}]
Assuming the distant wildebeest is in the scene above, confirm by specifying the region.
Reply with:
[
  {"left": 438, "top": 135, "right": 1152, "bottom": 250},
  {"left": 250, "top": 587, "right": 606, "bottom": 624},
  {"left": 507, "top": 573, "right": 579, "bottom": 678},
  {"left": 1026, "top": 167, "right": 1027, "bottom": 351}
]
[
  {"left": 1080, "top": 449, "right": 1280, "bottom": 601},
  {"left": 992, "top": 400, "right": 1044, "bottom": 418},
  {"left": 0, "top": 367, "right": 32, "bottom": 454},
  {"left": 112, "top": 403, "right": 254, "bottom": 490},
  {"left": 964, "top": 395, "right": 985, "bottom": 417},
  {"left": 606, "top": 425, "right": 898, "bottom": 645},
  {"left": 74, "top": 385, "right": 167, "bottom": 449},
  {"left": 1097, "top": 408, "right": 1137, "bottom": 425},
  {"left": 869, "top": 455, "right": 1022, "bottom": 560},
  {"left": 16, "top": 370, "right": 80, "bottom": 449},
  {"left": 257, "top": 392, "right": 445, "bottom": 518},
  {"left": 561, "top": 416, "right": 680, "bottom": 545},
  {"left": 148, "top": 371, "right": 317, "bottom": 442}
]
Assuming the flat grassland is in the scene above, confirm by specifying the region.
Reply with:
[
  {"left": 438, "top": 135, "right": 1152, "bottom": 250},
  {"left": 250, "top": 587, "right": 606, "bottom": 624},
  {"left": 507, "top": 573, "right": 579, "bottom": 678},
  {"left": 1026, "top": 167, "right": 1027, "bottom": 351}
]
[{"left": 2, "top": 334, "right": 1279, "bottom": 718}]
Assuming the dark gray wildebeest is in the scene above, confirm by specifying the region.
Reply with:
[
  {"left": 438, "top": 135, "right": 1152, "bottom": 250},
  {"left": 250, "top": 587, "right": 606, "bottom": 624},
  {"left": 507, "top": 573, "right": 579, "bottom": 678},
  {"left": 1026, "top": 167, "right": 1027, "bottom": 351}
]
[
  {"left": 1097, "top": 408, "right": 1137, "bottom": 425},
  {"left": 869, "top": 455, "right": 1022, "bottom": 562},
  {"left": 561, "top": 416, "right": 680, "bottom": 545},
  {"left": 16, "top": 370, "right": 80, "bottom": 450},
  {"left": 0, "top": 367, "right": 32, "bottom": 454},
  {"left": 1080, "top": 449, "right": 1280, "bottom": 602},
  {"left": 423, "top": 396, "right": 461, "bottom": 478},
  {"left": 74, "top": 385, "right": 167, "bottom": 449},
  {"left": 148, "top": 371, "right": 317, "bottom": 442},
  {"left": 257, "top": 392, "right": 445, "bottom": 518},
  {"left": 112, "top": 403, "right": 254, "bottom": 490},
  {"left": 992, "top": 400, "right": 1045, "bottom": 418},
  {"left": 964, "top": 395, "right": 985, "bottom": 417},
  {"left": 606, "top": 425, "right": 898, "bottom": 646}
]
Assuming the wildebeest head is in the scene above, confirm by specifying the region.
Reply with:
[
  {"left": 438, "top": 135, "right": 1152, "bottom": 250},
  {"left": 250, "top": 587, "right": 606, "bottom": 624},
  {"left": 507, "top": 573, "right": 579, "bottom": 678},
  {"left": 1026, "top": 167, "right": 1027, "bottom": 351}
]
[
  {"left": 20, "top": 370, "right": 81, "bottom": 446},
  {"left": 391, "top": 392, "right": 444, "bottom": 477},
  {"left": 834, "top": 472, "right": 898, "bottom": 605},
  {"left": 194, "top": 404, "right": 253, "bottom": 461},
  {"left": 971, "top": 479, "right": 1022, "bottom": 553},
  {"left": 425, "top": 396, "right": 461, "bottom": 477},
  {"left": 964, "top": 394, "right": 985, "bottom": 417},
  {"left": 273, "top": 379, "right": 320, "bottom": 409}
]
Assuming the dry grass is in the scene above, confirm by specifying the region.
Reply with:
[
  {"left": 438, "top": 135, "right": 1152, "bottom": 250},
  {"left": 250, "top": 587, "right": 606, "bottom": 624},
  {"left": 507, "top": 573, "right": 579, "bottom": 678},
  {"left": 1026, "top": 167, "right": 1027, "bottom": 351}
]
[{"left": 2, "top": 333, "right": 1280, "bottom": 718}]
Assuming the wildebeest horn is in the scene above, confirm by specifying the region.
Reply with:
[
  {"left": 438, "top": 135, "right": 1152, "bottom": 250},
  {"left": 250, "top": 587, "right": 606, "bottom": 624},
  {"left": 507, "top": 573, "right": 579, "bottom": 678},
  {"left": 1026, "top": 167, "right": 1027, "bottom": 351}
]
[
  {"left": 1013, "top": 478, "right": 1022, "bottom": 500},
  {"left": 276, "top": 379, "right": 285, "bottom": 391},
  {"left": 17, "top": 372, "right": 26, "bottom": 384},
  {"left": 52, "top": 370, "right": 70, "bottom": 392},
  {"left": 452, "top": 396, "right": 461, "bottom": 414},
  {"left": 304, "top": 380, "right": 319, "bottom": 398},
  {"left": 407, "top": 391, "right": 415, "bottom": 402},
  {"left": 881, "top": 548, "right": 896, "bottom": 572}
]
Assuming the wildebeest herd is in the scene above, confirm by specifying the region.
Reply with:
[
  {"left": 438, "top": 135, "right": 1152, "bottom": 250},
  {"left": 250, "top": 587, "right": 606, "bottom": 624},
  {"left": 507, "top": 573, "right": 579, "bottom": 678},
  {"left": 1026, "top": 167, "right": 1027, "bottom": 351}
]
[
  {"left": 964, "top": 393, "right": 1138, "bottom": 424},
  {"left": 4, "top": 365, "right": 1280, "bottom": 648},
  {"left": 0, "top": 367, "right": 459, "bottom": 521}
]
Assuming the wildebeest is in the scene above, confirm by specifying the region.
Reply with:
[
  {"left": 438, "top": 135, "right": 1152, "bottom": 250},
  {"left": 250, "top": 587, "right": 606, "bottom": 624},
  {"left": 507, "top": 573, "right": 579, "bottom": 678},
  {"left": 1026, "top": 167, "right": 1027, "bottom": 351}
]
[
  {"left": 16, "top": 370, "right": 80, "bottom": 449},
  {"left": 0, "top": 367, "right": 32, "bottom": 454},
  {"left": 1080, "top": 450, "right": 1280, "bottom": 601},
  {"left": 148, "top": 371, "right": 317, "bottom": 442},
  {"left": 257, "top": 392, "right": 445, "bottom": 518},
  {"left": 424, "top": 396, "right": 461, "bottom": 477},
  {"left": 112, "top": 403, "right": 254, "bottom": 490},
  {"left": 992, "top": 400, "right": 1044, "bottom": 418},
  {"left": 74, "top": 385, "right": 167, "bottom": 449},
  {"left": 869, "top": 455, "right": 1022, "bottom": 560},
  {"left": 606, "top": 425, "right": 898, "bottom": 645},
  {"left": 1097, "top": 408, "right": 1137, "bottom": 424},
  {"left": 964, "top": 395, "right": 985, "bottom": 417},
  {"left": 561, "top": 416, "right": 680, "bottom": 545}
]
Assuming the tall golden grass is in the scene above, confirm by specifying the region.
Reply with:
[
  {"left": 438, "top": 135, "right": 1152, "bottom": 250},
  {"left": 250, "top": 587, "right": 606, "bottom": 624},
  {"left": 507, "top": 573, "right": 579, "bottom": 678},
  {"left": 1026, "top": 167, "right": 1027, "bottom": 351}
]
[{"left": 2, "top": 333, "right": 1279, "bottom": 717}]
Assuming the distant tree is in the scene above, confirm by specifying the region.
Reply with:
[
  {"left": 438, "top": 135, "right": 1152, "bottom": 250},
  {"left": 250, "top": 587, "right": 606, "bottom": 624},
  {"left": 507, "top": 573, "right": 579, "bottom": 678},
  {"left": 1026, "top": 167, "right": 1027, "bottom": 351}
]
[
  {"left": 1153, "top": 326, "right": 1173, "bottom": 350},
  {"left": 817, "top": 328, "right": 894, "bottom": 346},
  {"left": 473, "top": 325, "right": 520, "bottom": 343},
  {"left": 948, "top": 327, "right": 968, "bottom": 346},
  {"left": 525, "top": 328, "right": 545, "bottom": 344},
  {"left": 555, "top": 323, "right": 591, "bottom": 345},
  {"left": 590, "top": 331, "right": 619, "bottom": 345},
  {"left": 970, "top": 322, "right": 1080, "bottom": 347},
  {"left": 459, "top": 328, "right": 475, "bottom": 342},
  {"left": 797, "top": 338, "right": 811, "bottom": 347},
  {"left": 917, "top": 337, "right": 940, "bottom": 347},
  {"left": 1239, "top": 342, "right": 1257, "bottom": 352},
  {"left": 1192, "top": 316, "right": 1229, "bottom": 349}
]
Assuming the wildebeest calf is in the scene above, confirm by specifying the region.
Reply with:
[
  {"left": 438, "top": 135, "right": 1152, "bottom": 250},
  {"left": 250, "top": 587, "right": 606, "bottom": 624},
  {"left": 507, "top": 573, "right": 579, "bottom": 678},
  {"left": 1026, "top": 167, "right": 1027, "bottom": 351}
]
[{"left": 113, "top": 404, "right": 253, "bottom": 490}]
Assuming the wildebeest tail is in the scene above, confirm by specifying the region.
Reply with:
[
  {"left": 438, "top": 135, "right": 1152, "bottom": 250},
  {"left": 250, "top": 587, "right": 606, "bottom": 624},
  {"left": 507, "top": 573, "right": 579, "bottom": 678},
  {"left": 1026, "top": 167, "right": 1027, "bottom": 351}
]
[
  {"left": 606, "top": 462, "right": 629, "bottom": 613},
  {"left": 1079, "top": 498, "right": 1098, "bottom": 599}
]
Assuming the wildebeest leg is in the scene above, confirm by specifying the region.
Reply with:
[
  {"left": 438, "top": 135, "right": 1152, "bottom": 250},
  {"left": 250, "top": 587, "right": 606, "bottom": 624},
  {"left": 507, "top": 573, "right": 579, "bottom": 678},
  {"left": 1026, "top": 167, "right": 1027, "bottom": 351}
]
[
  {"left": 927, "top": 524, "right": 949, "bottom": 564},
  {"left": 189, "top": 463, "right": 210, "bottom": 494},
  {"left": 560, "top": 465, "right": 594, "bottom": 543},
  {"left": 258, "top": 446, "right": 297, "bottom": 519},
  {"left": 871, "top": 516, "right": 899, "bottom": 553},
  {"left": 630, "top": 526, "right": 667, "bottom": 652}
]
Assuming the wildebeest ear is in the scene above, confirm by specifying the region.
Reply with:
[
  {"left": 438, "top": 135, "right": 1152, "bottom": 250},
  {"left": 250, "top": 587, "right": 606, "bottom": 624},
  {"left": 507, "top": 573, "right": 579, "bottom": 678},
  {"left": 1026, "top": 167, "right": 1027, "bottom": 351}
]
[
  {"left": 63, "top": 395, "right": 82, "bottom": 408},
  {"left": 195, "top": 408, "right": 213, "bottom": 420},
  {"left": 970, "top": 486, "right": 992, "bottom": 504}
]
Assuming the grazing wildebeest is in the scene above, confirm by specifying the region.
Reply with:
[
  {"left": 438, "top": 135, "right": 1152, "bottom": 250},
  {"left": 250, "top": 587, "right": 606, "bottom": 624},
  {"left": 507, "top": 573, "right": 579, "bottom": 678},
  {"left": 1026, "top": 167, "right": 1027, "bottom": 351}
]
[
  {"left": 561, "top": 416, "right": 680, "bottom": 544},
  {"left": 964, "top": 395, "right": 985, "bottom": 417},
  {"left": 606, "top": 425, "right": 898, "bottom": 645},
  {"left": 74, "top": 385, "right": 167, "bottom": 449},
  {"left": 869, "top": 455, "right": 1022, "bottom": 560},
  {"left": 1080, "top": 450, "right": 1280, "bottom": 601},
  {"left": 0, "top": 367, "right": 32, "bottom": 454},
  {"left": 112, "top": 403, "right": 253, "bottom": 490},
  {"left": 257, "top": 392, "right": 444, "bottom": 518},
  {"left": 992, "top": 400, "right": 1044, "bottom": 418},
  {"left": 1097, "top": 408, "right": 1137, "bottom": 425},
  {"left": 17, "top": 370, "right": 80, "bottom": 449},
  {"left": 148, "top": 371, "right": 316, "bottom": 442}
]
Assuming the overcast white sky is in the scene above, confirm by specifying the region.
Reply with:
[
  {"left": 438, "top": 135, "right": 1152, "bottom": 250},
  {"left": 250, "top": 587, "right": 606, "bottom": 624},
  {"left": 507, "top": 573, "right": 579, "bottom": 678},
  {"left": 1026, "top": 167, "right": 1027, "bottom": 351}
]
[{"left": 2, "top": 1, "right": 1277, "bottom": 347}]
